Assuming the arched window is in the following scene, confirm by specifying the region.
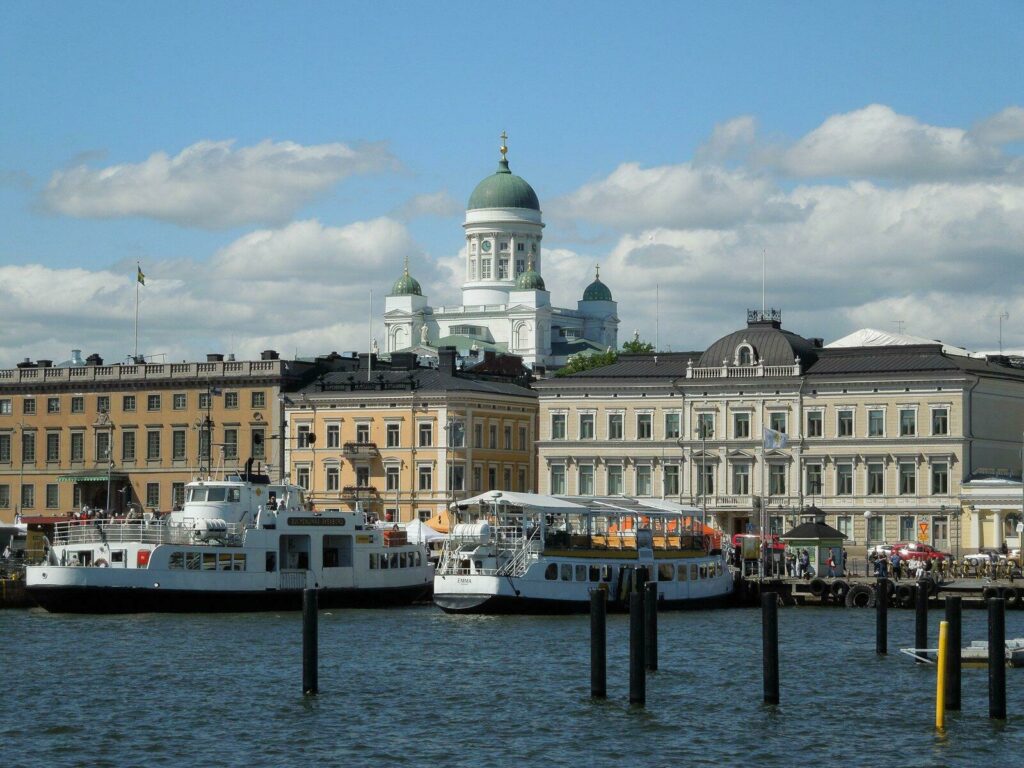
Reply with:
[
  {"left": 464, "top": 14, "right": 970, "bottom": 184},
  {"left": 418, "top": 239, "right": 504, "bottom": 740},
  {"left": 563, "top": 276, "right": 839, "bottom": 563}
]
[
  {"left": 515, "top": 323, "right": 531, "bottom": 350},
  {"left": 736, "top": 342, "right": 755, "bottom": 366}
]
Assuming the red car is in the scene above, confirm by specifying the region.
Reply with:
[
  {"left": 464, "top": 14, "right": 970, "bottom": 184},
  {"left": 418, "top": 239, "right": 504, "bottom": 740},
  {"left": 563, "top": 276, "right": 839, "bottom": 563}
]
[{"left": 892, "top": 541, "right": 950, "bottom": 562}]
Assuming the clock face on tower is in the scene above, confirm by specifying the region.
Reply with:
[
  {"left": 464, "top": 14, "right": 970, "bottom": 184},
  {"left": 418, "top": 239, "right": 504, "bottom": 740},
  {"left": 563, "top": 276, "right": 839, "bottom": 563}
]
[{"left": 481, "top": 240, "right": 492, "bottom": 253}]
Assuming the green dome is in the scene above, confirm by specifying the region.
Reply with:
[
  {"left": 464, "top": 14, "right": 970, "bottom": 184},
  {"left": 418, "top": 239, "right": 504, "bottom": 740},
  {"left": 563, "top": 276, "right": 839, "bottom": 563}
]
[
  {"left": 467, "top": 159, "right": 540, "bottom": 211},
  {"left": 391, "top": 260, "right": 422, "bottom": 296},
  {"left": 516, "top": 265, "right": 545, "bottom": 290},
  {"left": 582, "top": 265, "right": 612, "bottom": 301}
]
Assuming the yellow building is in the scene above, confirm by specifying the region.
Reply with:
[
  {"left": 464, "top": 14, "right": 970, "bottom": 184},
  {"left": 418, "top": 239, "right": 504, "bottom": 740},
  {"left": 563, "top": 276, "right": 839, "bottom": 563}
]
[
  {"left": 0, "top": 350, "right": 311, "bottom": 522},
  {"left": 286, "top": 349, "right": 537, "bottom": 525}
]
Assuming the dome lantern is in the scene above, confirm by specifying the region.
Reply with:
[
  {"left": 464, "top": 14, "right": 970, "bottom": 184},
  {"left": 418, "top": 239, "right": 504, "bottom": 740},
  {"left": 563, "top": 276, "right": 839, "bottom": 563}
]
[
  {"left": 515, "top": 259, "right": 545, "bottom": 290},
  {"left": 391, "top": 256, "right": 422, "bottom": 296},
  {"left": 582, "top": 264, "right": 613, "bottom": 302}
]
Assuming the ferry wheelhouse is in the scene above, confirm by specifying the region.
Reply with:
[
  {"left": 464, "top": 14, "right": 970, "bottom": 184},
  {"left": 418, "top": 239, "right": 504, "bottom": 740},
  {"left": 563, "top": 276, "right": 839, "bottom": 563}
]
[
  {"left": 433, "top": 491, "right": 733, "bottom": 614},
  {"left": 25, "top": 467, "right": 432, "bottom": 613}
]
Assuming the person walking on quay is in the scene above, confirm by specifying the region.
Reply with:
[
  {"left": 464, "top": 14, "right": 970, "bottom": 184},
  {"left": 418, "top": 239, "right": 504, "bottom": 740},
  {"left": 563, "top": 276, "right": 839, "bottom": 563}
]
[
  {"left": 889, "top": 551, "right": 901, "bottom": 582},
  {"left": 799, "top": 549, "right": 811, "bottom": 579},
  {"left": 826, "top": 549, "right": 837, "bottom": 578}
]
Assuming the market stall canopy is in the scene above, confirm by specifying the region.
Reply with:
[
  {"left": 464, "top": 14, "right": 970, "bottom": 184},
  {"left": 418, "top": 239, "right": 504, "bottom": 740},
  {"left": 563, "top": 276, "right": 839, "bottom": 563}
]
[
  {"left": 57, "top": 471, "right": 128, "bottom": 483},
  {"left": 405, "top": 519, "right": 446, "bottom": 544},
  {"left": 452, "top": 491, "right": 587, "bottom": 513}
]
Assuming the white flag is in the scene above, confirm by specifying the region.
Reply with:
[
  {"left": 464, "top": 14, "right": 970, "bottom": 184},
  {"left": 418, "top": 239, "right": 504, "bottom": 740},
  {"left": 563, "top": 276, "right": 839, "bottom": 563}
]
[{"left": 762, "top": 427, "right": 789, "bottom": 449}]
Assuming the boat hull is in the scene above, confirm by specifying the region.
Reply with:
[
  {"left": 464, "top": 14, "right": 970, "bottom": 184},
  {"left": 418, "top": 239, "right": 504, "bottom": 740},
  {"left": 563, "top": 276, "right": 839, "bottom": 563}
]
[
  {"left": 26, "top": 582, "right": 432, "bottom": 614},
  {"left": 433, "top": 589, "right": 731, "bottom": 615}
]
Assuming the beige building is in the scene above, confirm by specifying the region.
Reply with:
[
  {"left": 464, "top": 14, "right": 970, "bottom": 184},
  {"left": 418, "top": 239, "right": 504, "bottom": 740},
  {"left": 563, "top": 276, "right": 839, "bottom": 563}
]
[
  {"left": 535, "top": 311, "right": 1024, "bottom": 554},
  {"left": 0, "top": 350, "right": 309, "bottom": 523},
  {"left": 285, "top": 349, "right": 537, "bottom": 525}
]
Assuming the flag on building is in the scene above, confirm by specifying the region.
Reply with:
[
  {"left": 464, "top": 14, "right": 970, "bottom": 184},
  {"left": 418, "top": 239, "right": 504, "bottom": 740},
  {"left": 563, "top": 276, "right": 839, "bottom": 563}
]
[
  {"left": 137, "top": 265, "right": 146, "bottom": 285},
  {"left": 762, "top": 426, "right": 788, "bottom": 449}
]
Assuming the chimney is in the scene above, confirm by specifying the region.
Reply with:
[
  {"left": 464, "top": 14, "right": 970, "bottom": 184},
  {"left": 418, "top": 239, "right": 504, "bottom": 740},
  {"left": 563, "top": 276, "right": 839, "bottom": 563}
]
[
  {"left": 86, "top": 353, "right": 103, "bottom": 366},
  {"left": 37, "top": 359, "right": 53, "bottom": 368},
  {"left": 390, "top": 352, "right": 417, "bottom": 370},
  {"left": 437, "top": 346, "right": 457, "bottom": 375},
  {"left": 16, "top": 358, "right": 35, "bottom": 368},
  {"left": 227, "top": 353, "right": 236, "bottom": 362},
  {"left": 260, "top": 349, "right": 279, "bottom": 360},
  {"left": 358, "top": 352, "right": 378, "bottom": 371},
  {"left": 207, "top": 353, "right": 224, "bottom": 362}
]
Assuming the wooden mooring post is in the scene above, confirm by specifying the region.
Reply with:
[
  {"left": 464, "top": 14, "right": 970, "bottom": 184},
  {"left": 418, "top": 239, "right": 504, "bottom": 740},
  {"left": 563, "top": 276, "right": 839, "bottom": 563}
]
[
  {"left": 945, "top": 596, "right": 962, "bottom": 711},
  {"left": 875, "top": 578, "right": 888, "bottom": 655},
  {"left": 915, "top": 580, "right": 928, "bottom": 663},
  {"left": 590, "top": 589, "right": 607, "bottom": 699},
  {"left": 629, "top": 590, "right": 646, "bottom": 706},
  {"left": 302, "top": 588, "right": 319, "bottom": 695},
  {"left": 989, "top": 597, "right": 1006, "bottom": 720},
  {"left": 762, "top": 592, "right": 779, "bottom": 705},
  {"left": 644, "top": 580, "right": 658, "bottom": 672}
]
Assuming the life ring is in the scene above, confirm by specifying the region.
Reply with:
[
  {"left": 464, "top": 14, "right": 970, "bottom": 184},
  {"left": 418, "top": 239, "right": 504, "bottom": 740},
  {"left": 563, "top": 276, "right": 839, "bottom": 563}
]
[
  {"left": 982, "top": 586, "right": 999, "bottom": 602},
  {"left": 896, "top": 583, "right": 915, "bottom": 607},
  {"left": 94, "top": 558, "right": 109, "bottom": 568},
  {"left": 846, "top": 583, "right": 876, "bottom": 608},
  {"left": 809, "top": 577, "right": 827, "bottom": 597},
  {"left": 831, "top": 580, "right": 850, "bottom": 604}
]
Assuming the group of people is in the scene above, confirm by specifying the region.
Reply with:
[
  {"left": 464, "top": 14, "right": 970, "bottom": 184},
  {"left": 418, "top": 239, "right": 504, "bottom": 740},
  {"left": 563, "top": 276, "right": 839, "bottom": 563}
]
[{"left": 783, "top": 547, "right": 847, "bottom": 578}]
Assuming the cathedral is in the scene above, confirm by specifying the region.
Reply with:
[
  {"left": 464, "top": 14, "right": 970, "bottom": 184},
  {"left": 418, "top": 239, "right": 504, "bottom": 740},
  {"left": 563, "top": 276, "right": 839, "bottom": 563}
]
[{"left": 384, "top": 136, "right": 619, "bottom": 371}]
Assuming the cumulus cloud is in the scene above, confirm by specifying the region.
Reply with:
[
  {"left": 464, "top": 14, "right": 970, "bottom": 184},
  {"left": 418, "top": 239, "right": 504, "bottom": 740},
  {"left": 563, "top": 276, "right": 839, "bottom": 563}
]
[
  {"left": 392, "top": 191, "right": 462, "bottom": 221},
  {"left": 776, "top": 104, "right": 1006, "bottom": 179},
  {"left": 972, "top": 106, "right": 1024, "bottom": 146},
  {"left": 42, "top": 139, "right": 396, "bottom": 229}
]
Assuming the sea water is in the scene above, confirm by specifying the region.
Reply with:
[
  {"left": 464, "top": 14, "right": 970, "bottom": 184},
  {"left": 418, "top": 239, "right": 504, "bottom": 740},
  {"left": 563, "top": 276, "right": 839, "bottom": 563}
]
[{"left": 2, "top": 605, "right": 1023, "bottom": 767}]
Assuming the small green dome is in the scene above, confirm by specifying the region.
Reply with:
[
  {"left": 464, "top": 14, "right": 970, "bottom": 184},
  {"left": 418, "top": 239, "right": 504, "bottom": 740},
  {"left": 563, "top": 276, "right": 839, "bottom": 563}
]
[
  {"left": 391, "top": 258, "right": 422, "bottom": 296},
  {"left": 467, "top": 159, "right": 540, "bottom": 211},
  {"left": 582, "top": 265, "right": 612, "bottom": 301},
  {"left": 516, "top": 264, "right": 545, "bottom": 290}
]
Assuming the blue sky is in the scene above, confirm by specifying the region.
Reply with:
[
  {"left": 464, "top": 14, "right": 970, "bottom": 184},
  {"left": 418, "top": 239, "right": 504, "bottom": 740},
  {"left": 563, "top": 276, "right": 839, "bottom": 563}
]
[{"left": 1, "top": 1, "right": 1022, "bottom": 363}]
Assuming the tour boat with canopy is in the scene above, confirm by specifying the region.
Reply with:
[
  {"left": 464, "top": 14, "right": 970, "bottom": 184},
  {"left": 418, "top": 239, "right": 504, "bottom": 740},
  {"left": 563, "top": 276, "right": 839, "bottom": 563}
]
[
  {"left": 25, "top": 462, "right": 433, "bottom": 613},
  {"left": 433, "top": 491, "right": 732, "bottom": 614}
]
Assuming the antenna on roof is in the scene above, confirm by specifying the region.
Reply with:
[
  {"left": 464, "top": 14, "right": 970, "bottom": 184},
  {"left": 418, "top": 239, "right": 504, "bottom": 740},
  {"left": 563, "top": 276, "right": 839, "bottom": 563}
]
[
  {"left": 655, "top": 283, "right": 660, "bottom": 353},
  {"left": 892, "top": 320, "right": 906, "bottom": 335}
]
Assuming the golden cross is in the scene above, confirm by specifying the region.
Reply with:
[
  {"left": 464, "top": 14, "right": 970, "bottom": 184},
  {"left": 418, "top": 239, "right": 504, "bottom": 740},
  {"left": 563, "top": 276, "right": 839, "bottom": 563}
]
[{"left": 500, "top": 130, "right": 508, "bottom": 159}]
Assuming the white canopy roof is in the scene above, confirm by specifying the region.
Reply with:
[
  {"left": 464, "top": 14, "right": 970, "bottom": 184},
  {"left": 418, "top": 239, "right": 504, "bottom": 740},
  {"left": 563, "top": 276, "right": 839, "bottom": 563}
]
[
  {"left": 452, "top": 491, "right": 587, "bottom": 512},
  {"left": 404, "top": 519, "right": 446, "bottom": 543},
  {"left": 826, "top": 328, "right": 973, "bottom": 357}
]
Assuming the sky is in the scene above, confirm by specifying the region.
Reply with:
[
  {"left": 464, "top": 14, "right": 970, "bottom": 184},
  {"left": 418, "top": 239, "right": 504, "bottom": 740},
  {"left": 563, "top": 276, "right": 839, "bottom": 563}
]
[{"left": 1, "top": 1, "right": 1022, "bottom": 365}]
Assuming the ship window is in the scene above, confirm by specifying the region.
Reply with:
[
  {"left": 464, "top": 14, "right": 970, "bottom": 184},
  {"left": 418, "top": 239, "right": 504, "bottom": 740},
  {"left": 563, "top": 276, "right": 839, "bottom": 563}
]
[
  {"left": 545, "top": 563, "right": 557, "bottom": 580},
  {"left": 589, "top": 565, "right": 600, "bottom": 582},
  {"left": 400, "top": 552, "right": 408, "bottom": 568},
  {"left": 689, "top": 564, "right": 697, "bottom": 580},
  {"left": 186, "top": 552, "right": 201, "bottom": 570},
  {"left": 415, "top": 551, "right": 422, "bottom": 566},
  {"left": 658, "top": 564, "right": 674, "bottom": 581},
  {"left": 169, "top": 552, "right": 184, "bottom": 569},
  {"left": 233, "top": 554, "right": 246, "bottom": 571},
  {"left": 227, "top": 488, "right": 241, "bottom": 502},
  {"left": 575, "top": 564, "right": 587, "bottom": 582},
  {"left": 265, "top": 552, "right": 276, "bottom": 572},
  {"left": 390, "top": 553, "right": 399, "bottom": 569},
  {"left": 369, "top": 553, "right": 378, "bottom": 569},
  {"left": 677, "top": 564, "right": 688, "bottom": 581},
  {"left": 699, "top": 564, "right": 708, "bottom": 579},
  {"left": 188, "top": 488, "right": 206, "bottom": 502},
  {"left": 202, "top": 553, "right": 217, "bottom": 570},
  {"left": 111, "top": 550, "right": 125, "bottom": 564},
  {"left": 601, "top": 565, "right": 614, "bottom": 582},
  {"left": 218, "top": 553, "right": 233, "bottom": 570},
  {"left": 560, "top": 563, "right": 572, "bottom": 581},
  {"left": 206, "top": 487, "right": 226, "bottom": 502},
  {"left": 380, "top": 555, "right": 389, "bottom": 570}
]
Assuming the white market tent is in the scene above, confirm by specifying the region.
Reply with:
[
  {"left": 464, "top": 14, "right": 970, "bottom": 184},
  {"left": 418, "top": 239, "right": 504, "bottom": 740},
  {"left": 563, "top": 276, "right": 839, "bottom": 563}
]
[{"left": 826, "top": 328, "right": 975, "bottom": 357}]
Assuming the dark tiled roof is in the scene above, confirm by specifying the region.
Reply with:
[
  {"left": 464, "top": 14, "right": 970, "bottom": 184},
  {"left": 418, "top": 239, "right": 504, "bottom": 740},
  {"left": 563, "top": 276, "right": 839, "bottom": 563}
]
[
  {"left": 299, "top": 367, "right": 535, "bottom": 398},
  {"left": 783, "top": 521, "right": 847, "bottom": 540},
  {"left": 534, "top": 352, "right": 700, "bottom": 385},
  {"left": 805, "top": 345, "right": 957, "bottom": 375},
  {"left": 550, "top": 339, "right": 608, "bottom": 357},
  {"left": 699, "top": 323, "right": 819, "bottom": 368}
]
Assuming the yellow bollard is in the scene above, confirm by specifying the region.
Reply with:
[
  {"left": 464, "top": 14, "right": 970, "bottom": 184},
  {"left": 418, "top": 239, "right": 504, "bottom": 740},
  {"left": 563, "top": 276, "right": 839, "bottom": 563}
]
[{"left": 936, "top": 619, "right": 949, "bottom": 731}]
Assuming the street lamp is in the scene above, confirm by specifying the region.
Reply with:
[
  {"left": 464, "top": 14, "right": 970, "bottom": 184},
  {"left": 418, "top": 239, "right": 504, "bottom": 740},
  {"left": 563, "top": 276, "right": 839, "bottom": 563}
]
[{"left": 864, "top": 510, "right": 873, "bottom": 576}]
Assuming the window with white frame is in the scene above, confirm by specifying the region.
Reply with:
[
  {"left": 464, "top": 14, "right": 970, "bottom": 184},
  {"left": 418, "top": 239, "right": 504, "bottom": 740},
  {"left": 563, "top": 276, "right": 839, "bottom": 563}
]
[
  {"left": 418, "top": 422, "right": 432, "bottom": 447},
  {"left": 931, "top": 407, "right": 949, "bottom": 436},
  {"left": 868, "top": 462, "right": 884, "bottom": 495},
  {"left": 697, "top": 412, "right": 714, "bottom": 439},
  {"left": 357, "top": 423, "right": 371, "bottom": 444},
  {"left": 550, "top": 464, "right": 566, "bottom": 495},
  {"left": 551, "top": 413, "right": 566, "bottom": 440},
  {"left": 663, "top": 465, "right": 679, "bottom": 496},
  {"left": 899, "top": 462, "right": 916, "bottom": 494},
  {"left": 608, "top": 413, "right": 623, "bottom": 440},
  {"left": 579, "top": 413, "right": 595, "bottom": 440},
  {"left": 732, "top": 463, "right": 750, "bottom": 495},
  {"left": 769, "top": 464, "right": 786, "bottom": 495},
  {"left": 805, "top": 464, "right": 822, "bottom": 496},
  {"left": 868, "top": 409, "right": 885, "bottom": 437},
  {"left": 326, "top": 424, "right": 340, "bottom": 448},
  {"left": 769, "top": 412, "right": 787, "bottom": 434},
  {"left": 806, "top": 411, "right": 823, "bottom": 438},
  {"left": 386, "top": 423, "right": 400, "bottom": 448},
  {"left": 836, "top": 462, "right": 853, "bottom": 495},
  {"left": 899, "top": 409, "right": 916, "bottom": 436},
  {"left": 836, "top": 515, "right": 852, "bottom": 540},
  {"left": 837, "top": 410, "right": 854, "bottom": 437},
  {"left": 733, "top": 412, "right": 750, "bottom": 439},
  {"left": 296, "top": 424, "right": 311, "bottom": 448},
  {"left": 385, "top": 465, "right": 400, "bottom": 491},
  {"left": 931, "top": 462, "right": 949, "bottom": 494},
  {"left": 637, "top": 413, "right": 653, "bottom": 440},
  {"left": 697, "top": 463, "right": 715, "bottom": 495},
  {"left": 296, "top": 466, "right": 310, "bottom": 490},
  {"left": 607, "top": 464, "right": 623, "bottom": 495},
  {"left": 636, "top": 464, "right": 652, "bottom": 496},
  {"left": 326, "top": 466, "right": 340, "bottom": 491},
  {"left": 578, "top": 464, "right": 594, "bottom": 495},
  {"left": 417, "top": 465, "right": 432, "bottom": 491},
  {"left": 664, "top": 412, "right": 680, "bottom": 439}
]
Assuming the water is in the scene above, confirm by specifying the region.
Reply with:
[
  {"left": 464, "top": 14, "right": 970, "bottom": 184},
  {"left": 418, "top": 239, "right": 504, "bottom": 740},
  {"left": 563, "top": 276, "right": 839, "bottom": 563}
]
[{"left": 3, "top": 605, "right": 1024, "bottom": 767}]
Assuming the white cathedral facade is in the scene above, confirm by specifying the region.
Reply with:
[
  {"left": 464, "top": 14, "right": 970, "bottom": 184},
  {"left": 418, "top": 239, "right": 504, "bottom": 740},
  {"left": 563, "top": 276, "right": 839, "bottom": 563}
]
[{"left": 384, "top": 139, "right": 618, "bottom": 371}]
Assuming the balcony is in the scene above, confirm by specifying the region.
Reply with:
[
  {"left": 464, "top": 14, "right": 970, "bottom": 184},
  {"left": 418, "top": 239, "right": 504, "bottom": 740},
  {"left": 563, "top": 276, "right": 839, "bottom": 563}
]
[
  {"left": 341, "top": 485, "right": 379, "bottom": 499},
  {"left": 343, "top": 442, "right": 380, "bottom": 459}
]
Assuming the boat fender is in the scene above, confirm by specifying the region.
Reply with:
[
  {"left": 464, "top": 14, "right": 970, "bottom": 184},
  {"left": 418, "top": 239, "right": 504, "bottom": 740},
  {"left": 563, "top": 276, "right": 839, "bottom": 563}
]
[
  {"left": 883, "top": 578, "right": 896, "bottom": 598},
  {"left": 896, "top": 583, "right": 915, "bottom": 607},
  {"left": 94, "top": 558, "right": 109, "bottom": 568},
  {"left": 845, "top": 583, "right": 876, "bottom": 608},
  {"left": 982, "top": 586, "right": 999, "bottom": 602},
  {"left": 1012, "top": 588, "right": 1024, "bottom": 609},
  {"left": 808, "top": 577, "right": 827, "bottom": 597},
  {"left": 831, "top": 579, "right": 850, "bottom": 603}
]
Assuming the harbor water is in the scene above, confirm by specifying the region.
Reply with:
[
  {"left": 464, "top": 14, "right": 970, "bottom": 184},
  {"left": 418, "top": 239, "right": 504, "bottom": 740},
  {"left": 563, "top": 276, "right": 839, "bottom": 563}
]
[{"left": 3, "top": 605, "right": 1024, "bottom": 767}]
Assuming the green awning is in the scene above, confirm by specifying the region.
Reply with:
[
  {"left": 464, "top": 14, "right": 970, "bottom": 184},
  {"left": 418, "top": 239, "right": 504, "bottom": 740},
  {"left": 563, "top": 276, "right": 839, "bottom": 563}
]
[{"left": 57, "top": 473, "right": 128, "bottom": 483}]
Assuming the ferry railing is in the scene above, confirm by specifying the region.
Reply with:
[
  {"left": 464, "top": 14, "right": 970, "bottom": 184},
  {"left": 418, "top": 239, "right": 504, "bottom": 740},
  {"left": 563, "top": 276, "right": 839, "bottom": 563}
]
[
  {"left": 52, "top": 520, "right": 245, "bottom": 547},
  {"left": 496, "top": 526, "right": 541, "bottom": 577}
]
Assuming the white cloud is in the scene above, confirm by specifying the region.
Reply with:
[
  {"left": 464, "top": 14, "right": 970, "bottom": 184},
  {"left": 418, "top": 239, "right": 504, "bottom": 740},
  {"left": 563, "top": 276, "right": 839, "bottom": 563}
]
[
  {"left": 42, "top": 139, "right": 395, "bottom": 229},
  {"left": 392, "top": 191, "right": 461, "bottom": 221},
  {"left": 777, "top": 104, "right": 1006, "bottom": 179},
  {"left": 551, "top": 161, "right": 787, "bottom": 230},
  {"left": 972, "top": 106, "right": 1024, "bottom": 146}
]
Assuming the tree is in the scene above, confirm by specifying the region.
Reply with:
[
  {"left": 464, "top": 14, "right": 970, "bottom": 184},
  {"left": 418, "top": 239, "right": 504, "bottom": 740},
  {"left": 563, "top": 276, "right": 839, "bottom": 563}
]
[
  {"left": 554, "top": 349, "right": 618, "bottom": 377},
  {"left": 622, "top": 337, "right": 655, "bottom": 354}
]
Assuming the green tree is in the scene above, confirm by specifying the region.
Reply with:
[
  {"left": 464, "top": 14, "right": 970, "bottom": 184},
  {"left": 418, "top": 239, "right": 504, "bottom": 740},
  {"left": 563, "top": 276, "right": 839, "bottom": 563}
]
[
  {"left": 622, "top": 337, "right": 654, "bottom": 354},
  {"left": 554, "top": 349, "right": 618, "bottom": 377}
]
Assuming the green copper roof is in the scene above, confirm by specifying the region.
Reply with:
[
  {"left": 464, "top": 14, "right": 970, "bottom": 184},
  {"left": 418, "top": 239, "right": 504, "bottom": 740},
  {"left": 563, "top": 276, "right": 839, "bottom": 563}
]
[
  {"left": 582, "top": 265, "right": 612, "bottom": 301},
  {"left": 515, "top": 265, "right": 545, "bottom": 290},
  {"left": 390, "top": 258, "right": 422, "bottom": 296},
  {"left": 467, "top": 159, "right": 540, "bottom": 211}
]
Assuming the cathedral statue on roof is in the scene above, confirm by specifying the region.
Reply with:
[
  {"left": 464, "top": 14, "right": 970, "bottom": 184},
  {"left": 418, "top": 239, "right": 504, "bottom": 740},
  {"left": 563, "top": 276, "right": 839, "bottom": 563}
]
[{"left": 383, "top": 134, "right": 619, "bottom": 370}]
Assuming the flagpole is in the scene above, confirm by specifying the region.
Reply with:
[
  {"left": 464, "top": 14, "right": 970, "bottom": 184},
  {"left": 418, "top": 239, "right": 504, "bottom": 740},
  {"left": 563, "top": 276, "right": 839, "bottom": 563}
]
[{"left": 134, "top": 262, "right": 140, "bottom": 360}]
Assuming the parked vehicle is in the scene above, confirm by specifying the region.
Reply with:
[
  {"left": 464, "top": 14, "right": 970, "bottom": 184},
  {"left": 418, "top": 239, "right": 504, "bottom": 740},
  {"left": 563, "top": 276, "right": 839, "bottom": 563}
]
[
  {"left": 892, "top": 541, "right": 950, "bottom": 562},
  {"left": 867, "top": 544, "right": 893, "bottom": 559}
]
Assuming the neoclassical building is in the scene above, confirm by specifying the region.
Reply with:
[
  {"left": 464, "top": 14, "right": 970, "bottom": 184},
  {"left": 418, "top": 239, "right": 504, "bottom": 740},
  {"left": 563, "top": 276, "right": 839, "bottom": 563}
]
[
  {"left": 534, "top": 309, "right": 1024, "bottom": 554},
  {"left": 384, "top": 137, "right": 618, "bottom": 371}
]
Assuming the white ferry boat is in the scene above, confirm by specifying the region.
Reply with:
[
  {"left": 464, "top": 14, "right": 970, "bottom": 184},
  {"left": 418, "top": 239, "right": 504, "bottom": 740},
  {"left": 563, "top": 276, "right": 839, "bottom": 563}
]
[
  {"left": 25, "top": 466, "right": 433, "bottom": 613},
  {"left": 433, "top": 491, "right": 733, "bottom": 614}
]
